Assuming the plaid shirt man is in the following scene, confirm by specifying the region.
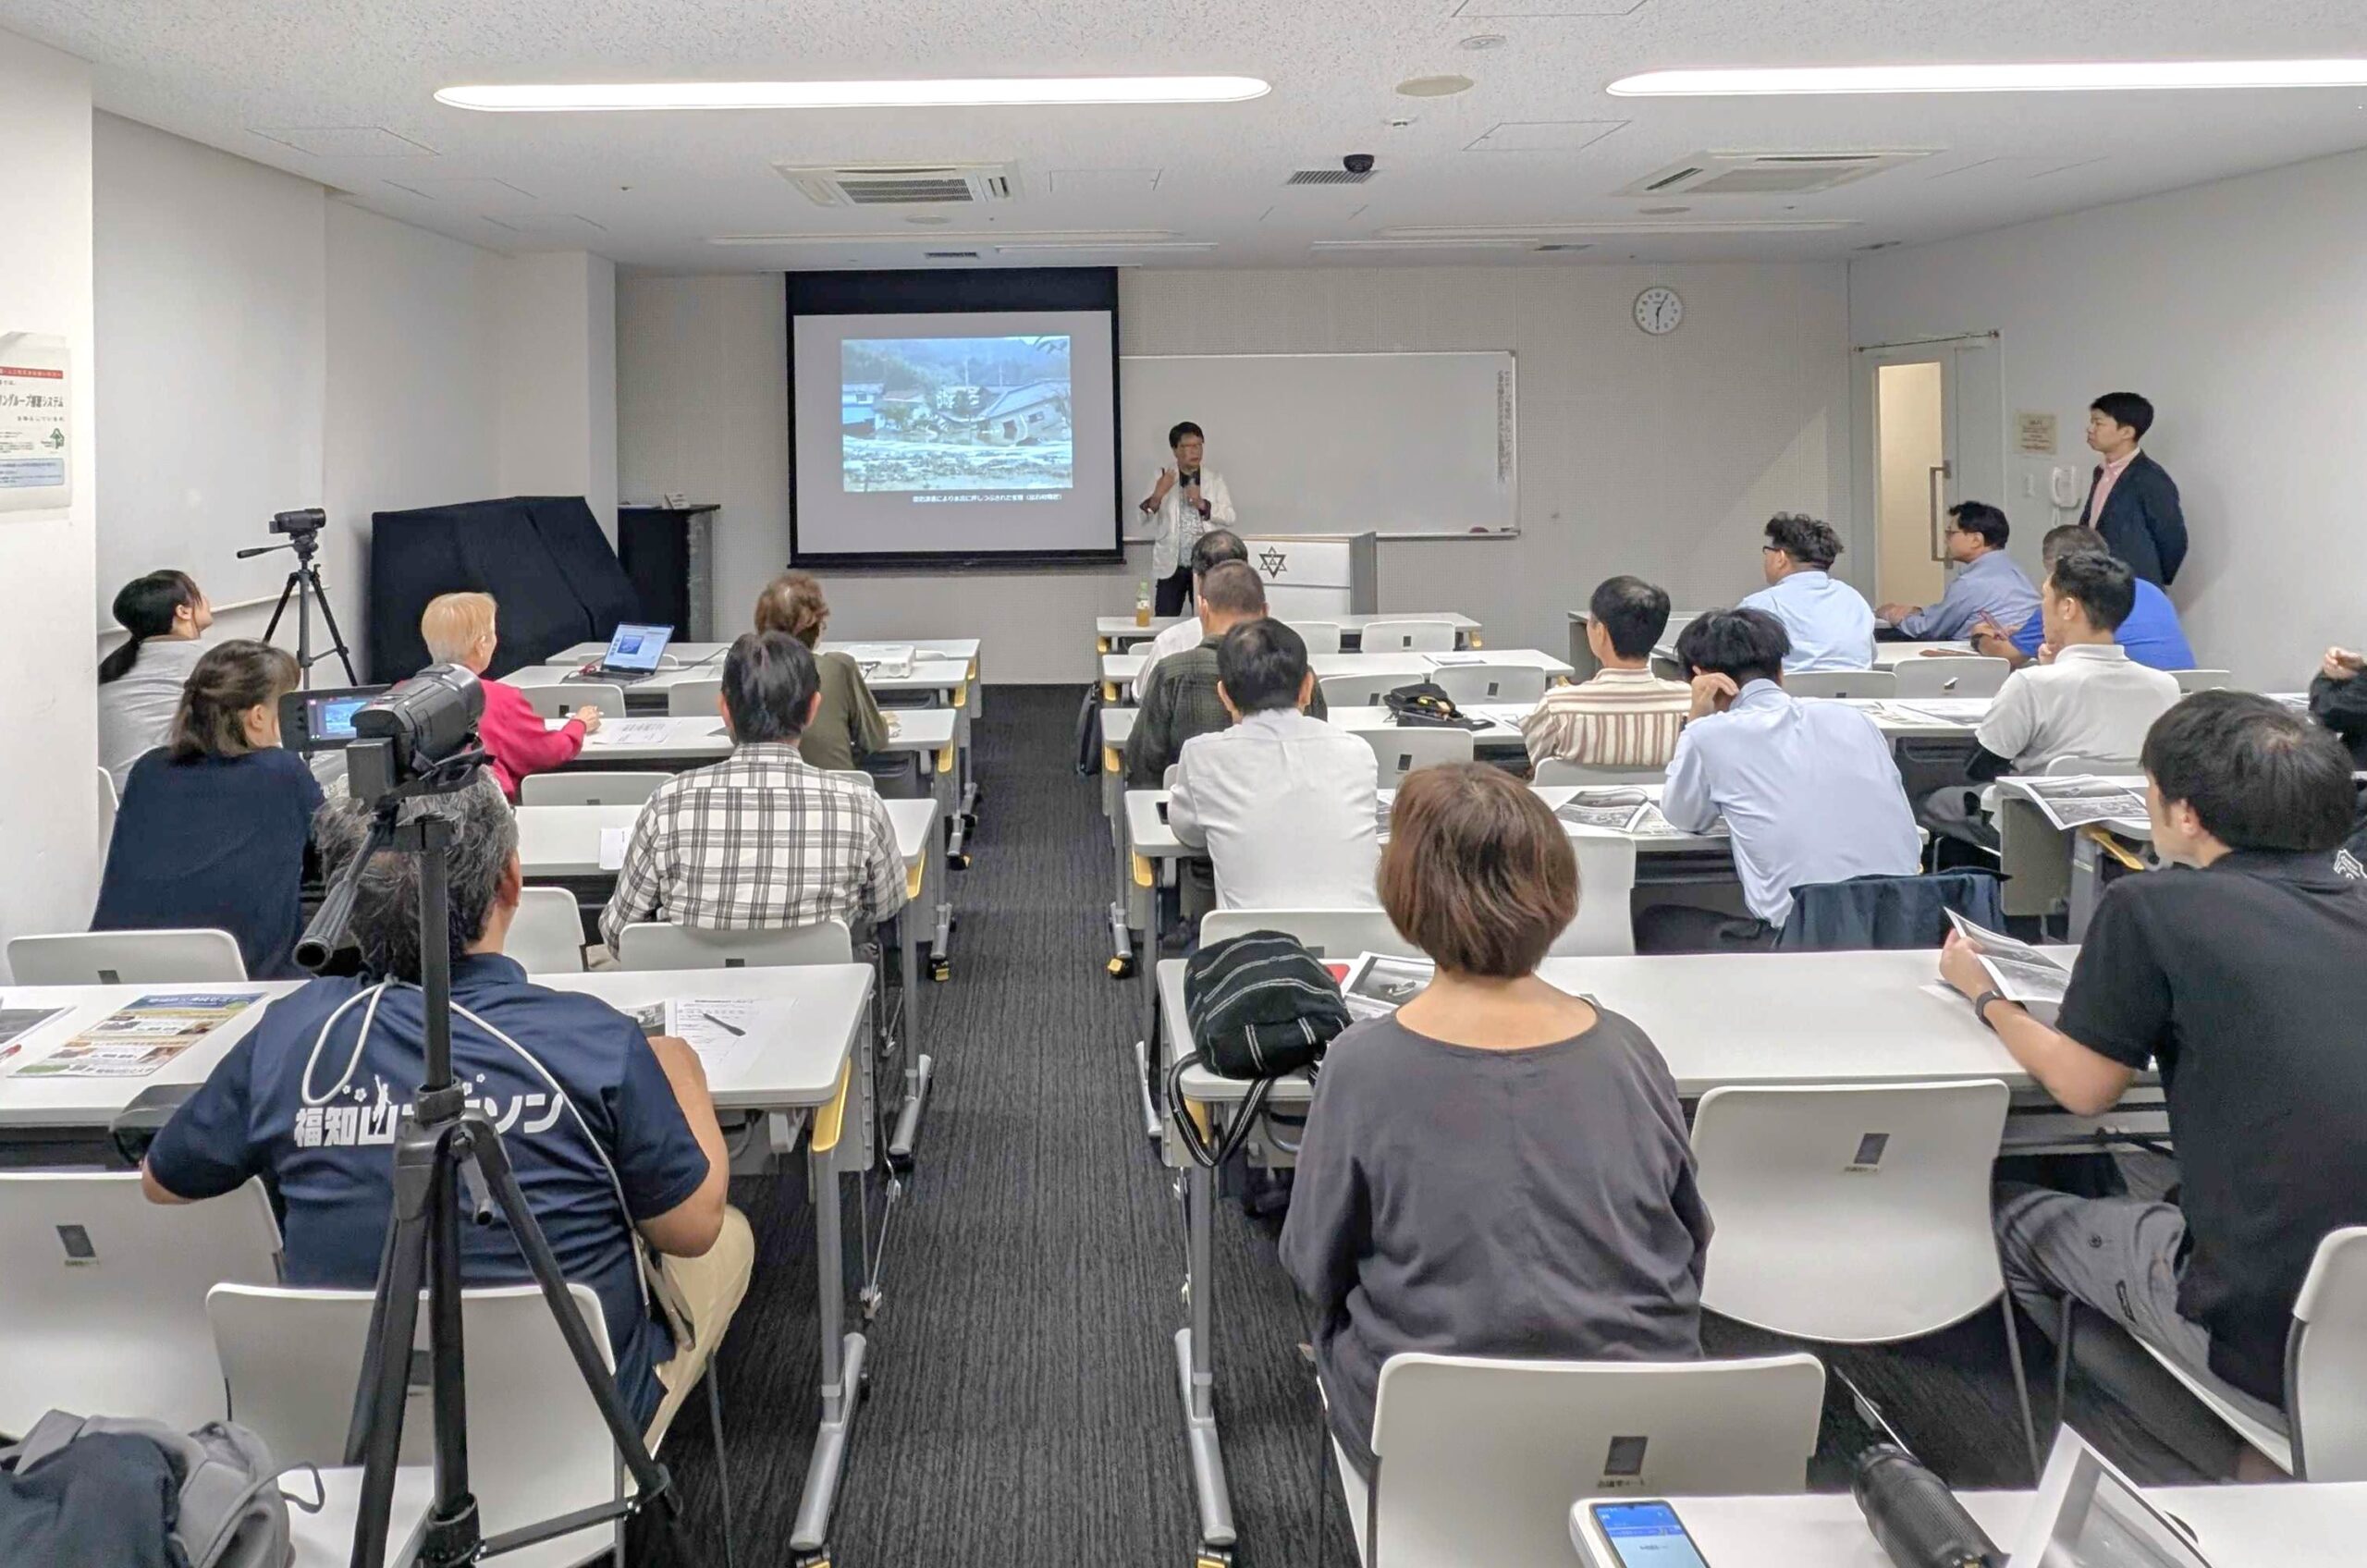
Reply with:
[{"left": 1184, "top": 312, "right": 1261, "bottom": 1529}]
[
  {"left": 1124, "top": 630, "right": 1329, "bottom": 786},
  {"left": 600, "top": 741, "right": 905, "bottom": 953}
]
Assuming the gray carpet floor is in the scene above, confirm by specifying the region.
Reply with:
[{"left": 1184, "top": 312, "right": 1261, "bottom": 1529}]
[{"left": 634, "top": 685, "right": 2212, "bottom": 1568}]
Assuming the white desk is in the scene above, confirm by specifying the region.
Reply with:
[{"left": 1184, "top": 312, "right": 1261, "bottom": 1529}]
[
  {"left": 1099, "top": 647, "right": 1570, "bottom": 699},
  {"left": 1994, "top": 773, "right": 2152, "bottom": 933},
  {"left": 1096, "top": 611, "right": 1481, "bottom": 654},
  {"left": 1568, "top": 1485, "right": 2367, "bottom": 1568},
  {"left": 556, "top": 710, "right": 962, "bottom": 823},
  {"left": 1649, "top": 636, "right": 1971, "bottom": 676},
  {"left": 554, "top": 636, "right": 980, "bottom": 668}
]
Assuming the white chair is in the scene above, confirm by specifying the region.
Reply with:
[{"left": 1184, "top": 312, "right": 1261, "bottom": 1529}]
[
  {"left": 1360, "top": 619, "right": 1458, "bottom": 654},
  {"left": 1198, "top": 907, "right": 1417, "bottom": 961},
  {"left": 1534, "top": 759, "right": 1666, "bottom": 787},
  {"left": 1785, "top": 669, "right": 1895, "bottom": 700},
  {"left": 614, "top": 918, "right": 853, "bottom": 970},
  {"left": 210, "top": 1282, "right": 624, "bottom": 1568},
  {"left": 508, "top": 887, "right": 588, "bottom": 974},
  {"left": 1338, "top": 1352, "right": 1825, "bottom": 1568},
  {"left": 1321, "top": 674, "right": 1396, "bottom": 710},
  {"left": 520, "top": 772, "right": 666, "bottom": 807},
  {"left": 666, "top": 677, "right": 724, "bottom": 717},
  {"left": 0, "top": 1173, "right": 279, "bottom": 1433},
  {"left": 2043, "top": 754, "right": 2140, "bottom": 777},
  {"left": 511, "top": 681, "right": 627, "bottom": 719},
  {"left": 1893, "top": 656, "right": 2010, "bottom": 699},
  {"left": 1293, "top": 620, "right": 1343, "bottom": 655},
  {"left": 96, "top": 767, "right": 119, "bottom": 860},
  {"left": 1552, "top": 832, "right": 1637, "bottom": 957},
  {"left": 1356, "top": 727, "right": 1477, "bottom": 787},
  {"left": 2171, "top": 668, "right": 2232, "bottom": 693},
  {"left": 7, "top": 928, "right": 247, "bottom": 986},
  {"left": 828, "top": 768, "right": 877, "bottom": 790},
  {"left": 1689, "top": 1079, "right": 2041, "bottom": 1476},
  {"left": 1428, "top": 665, "right": 1549, "bottom": 706}
]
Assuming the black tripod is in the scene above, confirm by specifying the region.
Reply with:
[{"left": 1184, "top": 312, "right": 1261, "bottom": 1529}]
[
  {"left": 239, "top": 518, "right": 357, "bottom": 687},
  {"left": 309, "top": 782, "right": 685, "bottom": 1568}
]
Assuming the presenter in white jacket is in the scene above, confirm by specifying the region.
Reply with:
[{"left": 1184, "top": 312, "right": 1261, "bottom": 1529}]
[{"left": 1140, "top": 421, "right": 1237, "bottom": 616}]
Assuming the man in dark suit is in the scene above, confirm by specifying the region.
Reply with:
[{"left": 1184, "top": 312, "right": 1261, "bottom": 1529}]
[{"left": 2079, "top": 391, "right": 2188, "bottom": 587}]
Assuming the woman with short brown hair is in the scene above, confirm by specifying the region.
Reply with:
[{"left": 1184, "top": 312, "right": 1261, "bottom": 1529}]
[
  {"left": 754, "top": 571, "right": 890, "bottom": 773},
  {"left": 1281, "top": 763, "right": 1711, "bottom": 1481}
]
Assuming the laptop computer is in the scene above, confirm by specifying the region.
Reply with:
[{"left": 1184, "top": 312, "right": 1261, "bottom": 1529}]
[
  {"left": 2009, "top": 1427, "right": 2215, "bottom": 1568},
  {"left": 576, "top": 623, "right": 674, "bottom": 685}
]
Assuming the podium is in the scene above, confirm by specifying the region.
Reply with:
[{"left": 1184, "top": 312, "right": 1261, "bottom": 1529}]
[{"left": 1239, "top": 533, "right": 1378, "bottom": 620}]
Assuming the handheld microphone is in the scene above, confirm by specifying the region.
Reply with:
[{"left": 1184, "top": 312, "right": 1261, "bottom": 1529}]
[{"left": 1851, "top": 1445, "right": 2002, "bottom": 1568}]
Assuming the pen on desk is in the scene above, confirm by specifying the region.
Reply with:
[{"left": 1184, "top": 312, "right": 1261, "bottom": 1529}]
[{"left": 695, "top": 1011, "right": 746, "bottom": 1038}]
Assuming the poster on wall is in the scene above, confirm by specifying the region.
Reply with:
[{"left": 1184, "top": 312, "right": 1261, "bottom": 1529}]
[{"left": 0, "top": 331, "right": 72, "bottom": 513}]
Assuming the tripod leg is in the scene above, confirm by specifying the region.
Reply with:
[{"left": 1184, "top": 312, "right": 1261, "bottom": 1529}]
[
  {"left": 264, "top": 570, "right": 300, "bottom": 646},
  {"left": 307, "top": 563, "right": 361, "bottom": 683},
  {"left": 349, "top": 1203, "right": 432, "bottom": 1568}
]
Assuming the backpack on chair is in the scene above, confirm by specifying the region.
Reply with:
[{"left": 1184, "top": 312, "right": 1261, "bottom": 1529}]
[
  {"left": 1, "top": 1410, "right": 313, "bottom": 1568},
  {"left": 1170, "top": 932, "right": 1353, "bottom": 1169}
]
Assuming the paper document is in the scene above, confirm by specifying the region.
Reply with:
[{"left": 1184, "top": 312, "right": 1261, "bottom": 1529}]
[
  {"left": 1944, "top": 912, "right": 2072, "bottom": 1007},
  {"left": 1891, "top": 699, "right": 1992, "bottom": 724},
  {"left": 11, "top": 991, "right": 262, "bottom": 1079},
  {"left": 1553, "top": 790, "right": 1729, "bottom": 840},
  {"left": 1426, "top": 652, "right": 1488, "bottom": 667},
  {"left": 841, "top": 643, "right": 916, "bottom": 679},
  {"left": 0, "top": 1006, "right": 67, "bottom": 1066},
  {"left": 598, "top": 827, "right": 629, "bottom": 872},
  {"left": 628, "top": 998, "right": 779, "bottom": 1083},
  {"left": 1340, "top": 952, "right": 1437, "bottom": 1022},
  {"left": 2009, "top": 776, "right": 2149, "bottom": 831},
  {"left": 595, "top": 718, "right": 674, "bottom": 748}
]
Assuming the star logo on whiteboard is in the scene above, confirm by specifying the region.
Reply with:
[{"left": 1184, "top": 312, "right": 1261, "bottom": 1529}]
[{"left": 1257, "top": 547, "right": 1288, "bottom": 578}]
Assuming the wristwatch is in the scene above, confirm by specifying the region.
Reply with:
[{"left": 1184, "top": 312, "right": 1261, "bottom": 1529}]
[{"left": 1971, "top": 989, "right": 2008, "bottom": 1031}]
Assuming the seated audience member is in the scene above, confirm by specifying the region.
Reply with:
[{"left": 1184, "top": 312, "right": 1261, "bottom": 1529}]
[
  {"left": 754, "top": 570, "right": 893, "bottom": 774},
  {"left": 1941, "top": 693, "right": 2367, "bottom": 1441},
  {"left": 1970, "top": 525, "right": 2195, "bottom": 672},
  {"left": 1739, "top": 513, "right": 1876, "bottom": 671},
  {"left": 1282, "top": 763, "right": 1710, "bottom": 1479},
  {"left": 1134, "top": 530, "right": 1250, "bottom": 702},
  {"left": 420, "top": 592, "right": 602, "bottom": 798},
  {"left": 2307, "top": 645, "right": 2367, "bottom": 768},
  {"left": 1646, "top": 609, "right": 1921, "bottom": 951},
  {"left": 141, "top": 772, "right": 748, "bottom": 1443},
  {"left": 1521, "top": 575, "right": 1692, "bottom": 770},
  {"left": 601, "top": 631, "right": 904, "bottom": 955},
  {"left": 92, "top": 641, "right": 324, "bottom": 979},
  {"left": 1876, "top": 501, "right": 2039, "bottom": 643},
  {"left": 1124, "top": 561, "right": 1326, "bottom": 786},
  {"left": 1966, "top": 551, "right": 2181, "bottom": 778},
  {"left": 1169, "top": 619, "right": 1380, "bottom": 910},
  {"left": 98, "top": 569, "right": 213, "bottom": 789}
]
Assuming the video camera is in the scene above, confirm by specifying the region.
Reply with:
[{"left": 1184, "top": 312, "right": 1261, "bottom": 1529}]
[
  {"left": 343, "top": 664, "right": 486, "bottom": 806},
  {"left": 271, "top": 506, "right": 327, "bottom": 536}
]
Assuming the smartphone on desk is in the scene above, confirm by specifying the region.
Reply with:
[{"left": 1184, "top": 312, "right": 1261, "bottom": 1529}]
[{"left": 1581, "top": 1501, "right": 1713, "bottom": 1568}]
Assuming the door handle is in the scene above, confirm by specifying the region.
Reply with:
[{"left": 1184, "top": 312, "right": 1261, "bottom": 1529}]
[{"left": 1928, "top": 462, "right": 1954, "bottom": 561}]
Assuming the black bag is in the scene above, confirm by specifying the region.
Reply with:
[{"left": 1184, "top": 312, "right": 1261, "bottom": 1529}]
[
  {"left": 1169, "top": 933, "right": 1352, "bottom": 1169},
  {"left": 1383, "top": 680, "right": 1478, "bottom": 729}
]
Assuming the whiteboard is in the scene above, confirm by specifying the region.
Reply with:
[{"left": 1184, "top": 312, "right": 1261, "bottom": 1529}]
[{"left": 1120, "top": 351, "right": 1515, "bottom": 538}]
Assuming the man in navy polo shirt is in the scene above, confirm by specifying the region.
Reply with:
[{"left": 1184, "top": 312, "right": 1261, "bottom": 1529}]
[{"left": 142, "top": 771, "right": 749, "bottom": 1444}]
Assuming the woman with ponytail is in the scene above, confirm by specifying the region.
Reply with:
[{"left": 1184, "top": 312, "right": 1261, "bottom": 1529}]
[
  {"left": 97, "top": 570, "right": 212, "bottom": 787},
  {"left": 92, "top": 640, "right": 324, "bottom": 978}
]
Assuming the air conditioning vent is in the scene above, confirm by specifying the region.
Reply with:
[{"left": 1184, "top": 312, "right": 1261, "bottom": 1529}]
[
  {"left": 1286, "top": 167, "right": 1376, "bottom": 186},
  {"left": 775, "top": 162, "right": 1021, "bottom": 207},
  {"left": 1620, "top": 150, "right": 1932, "bottom": 197}
]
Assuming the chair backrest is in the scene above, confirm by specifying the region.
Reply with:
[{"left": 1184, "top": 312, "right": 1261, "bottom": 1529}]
[
  {"left": 507, "top": 887, "right": 587, "bottom": 974},
  {"left": 1428, "top": 665, "right": 1549, "bottom": 706},
  {"left": 6, "top": 928, "right": 247, "bottom": 986},
  {"left": 96, "top": 766, "right": 118, "bottom": 859},
  {"left": 1533, "top": 759, "right": 1667, "bottom": 787},
  {"left": 2172, "top": 668, "right": 2232, "bottom": 693},
  {"left": 2289, "top": 1226, "right": 2367, "bottom": 1481},
  {"left": 1198, "top": 907, "right": 1419, "bottom": 961},
  {"left": 614, "top": 918, "right": 853, "bottom": 970},
  {"left": 1320, "top": 674, "right": 1395, "bottom": 710},
  {"left": 1786, "top": 669, "right": 1895, "bottom": 701},
  {"left": 1551, "top": 832, "right": 1637, "bottom": 957},
  {"left": 209, "top": 1282, "right": 619, "bottom": 1568},
  {"left": 1691, "top": 1080, "right": 2011, "bottom": 1341},
  {"left": 1355, "top": 727, "right": 1477, "bottom": 787},
  {"left": 2043, "top": 754, "right": 2140, "bottom": 777},
  {"left": 666, "top": 676, "right": 724, "bottom": 717},
  {"left": 1892, "top": 656, "right": 2010, "bottom": 700},
  {"left": 1361, "top": 619, "right": 1457, "bottom": 653},
  {"left": 1775, "top": 871, "right": 2005, "bottom": 952},
  {"left": 1367, "top": 1353, "right": 1825, "bottom": 1565},
  {"left": 1293, "top": 620, "right": 1343, "bottom": 655},
  {"left": 519, "top": 770, "right": 666, "bottom": 807},
  {"left": 511, "top": 680, "right": 626, "bottom": 719},
  {"left": 0, "top": 1174, "right": 279, "bottom": 1434},
  {"left": 828, "top": 768, "right": 877, "bottom": 790}
]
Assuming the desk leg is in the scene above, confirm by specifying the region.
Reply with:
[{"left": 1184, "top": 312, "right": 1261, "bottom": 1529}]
[
  {"left": 1134, "top": 931, "right": 1163, "bottom": 1143},
  {"left": 889, "top": 855, "right": 934, "bottom": 1168},
  {"left": 2068, "top": 835, "right": 2103, "bottom": 943},
  {"left": 791, "top": 1130, "right": 868, "bottom": 1557},
  {"left": 1176, "top": 1159, "right": 1236, "bottom": 1554}
]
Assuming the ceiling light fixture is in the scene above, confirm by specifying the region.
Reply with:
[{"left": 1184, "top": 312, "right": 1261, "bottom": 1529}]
[
  {"left": 436, "top": 76, "right": 1269, "bottom": 111},
  {"left": 1608, "top": 60, "right": 2367, "bottom": 96}
]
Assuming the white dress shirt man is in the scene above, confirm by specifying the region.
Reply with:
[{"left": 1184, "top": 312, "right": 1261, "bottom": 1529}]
[
  {"left": 1133, "top": 529, "right": 1248, "bottom": 702},
  {"left": 1169, "top": 619, "right": 1380, "bottom": 911},
  {"left": 1141, "top": 422, "right": 1238, "bottom": 617},
  {"left": 1738, "top": 512, "right": 1877, "bottom": 673}
]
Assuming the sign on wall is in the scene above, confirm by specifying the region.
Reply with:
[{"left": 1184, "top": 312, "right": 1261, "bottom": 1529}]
[
  {"left": 2014, "top": 410, "right": 2059, "bottom": 457},
  {"left": 0, "top": 331, "right": 71, "bottom": 513}
]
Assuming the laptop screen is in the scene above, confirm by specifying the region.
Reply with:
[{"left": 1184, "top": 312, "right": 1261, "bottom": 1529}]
[{"left": 603, "top": 623, "right": 673, "bottom": 672}]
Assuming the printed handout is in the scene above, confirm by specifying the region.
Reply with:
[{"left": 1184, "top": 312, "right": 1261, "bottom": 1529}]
[
  {"left": 2008, "top": 776, "right": 2149, "bottom": 831},
  {"left": 1340, "top": 952, "right": 1438, "bottom": 1022},
  {"left": 1944, "top": 911, "right": 2072, "bottom": 1008},
  {"left": 11, "top": 992, "right": 263, "bottom": 1080}
]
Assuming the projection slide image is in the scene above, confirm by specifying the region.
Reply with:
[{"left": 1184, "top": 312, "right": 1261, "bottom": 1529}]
[{"left": 840, "top": 335, "right": 1074, "bottom": 493}]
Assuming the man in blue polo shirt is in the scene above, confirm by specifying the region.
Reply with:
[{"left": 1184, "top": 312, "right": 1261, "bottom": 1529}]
[
  {"left": 1971, "top": 524, "right": 2194, "bottom": 672},
  {"left": 142, "top": 771, "right": 749, "bottom": 1444}
]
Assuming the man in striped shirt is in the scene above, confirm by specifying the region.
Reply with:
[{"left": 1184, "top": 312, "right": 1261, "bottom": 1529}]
[{"left": 1521, "top": 576, "right": 1693, "bottom": 770}]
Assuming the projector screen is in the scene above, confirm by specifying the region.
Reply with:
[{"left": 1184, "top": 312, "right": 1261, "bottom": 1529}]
[{"left": 787, "top": 270, "right": 1122, "bottom": 567}]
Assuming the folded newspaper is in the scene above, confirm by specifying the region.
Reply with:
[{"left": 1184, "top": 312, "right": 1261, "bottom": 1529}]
[
  {"left": 2004, "top": 775, "right": 2149, "bottom": 832},
  {"left": 1553, "top": 790, "right": 1729, "bottom": 839},
  {"left": 1339, "top": 952, "right": 1438, "bottom": 1021},
  {"left": 1944, "top": 910, "right": 2071, "bottom": 1009}
]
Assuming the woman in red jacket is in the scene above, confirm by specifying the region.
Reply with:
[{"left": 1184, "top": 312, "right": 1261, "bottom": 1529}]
[{"left": 420, "top": 592, "right": 603, "bottom": 798}]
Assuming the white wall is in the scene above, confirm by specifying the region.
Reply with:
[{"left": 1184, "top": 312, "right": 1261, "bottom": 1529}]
[
  {"left": 1850, "top": 147, "right": 2367, "bottom": 689},
  {"left": 618, "top": 264, "right": 1851, "bottom": 682},
  {"left": 0, "top": 28, "right": 99, "bottom": 968},
  {"left": 497, "top": 251, "right": 619, "bottom": 537}
]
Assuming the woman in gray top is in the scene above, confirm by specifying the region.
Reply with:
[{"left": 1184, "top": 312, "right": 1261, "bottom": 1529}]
[
  {"left": 97, "top": 569, "right": 213, "bottom": 789},
  {"left": 1281, "top": 763, "right": 1711, "bottom": 1478}
]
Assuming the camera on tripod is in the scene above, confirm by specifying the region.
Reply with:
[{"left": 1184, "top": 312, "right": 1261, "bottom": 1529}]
[
  {"left": 272, "top": 506, "right": 327, "bottom": 538},
  {"left": 239, "top": 506, "right": 356, "bottom": 685}
]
